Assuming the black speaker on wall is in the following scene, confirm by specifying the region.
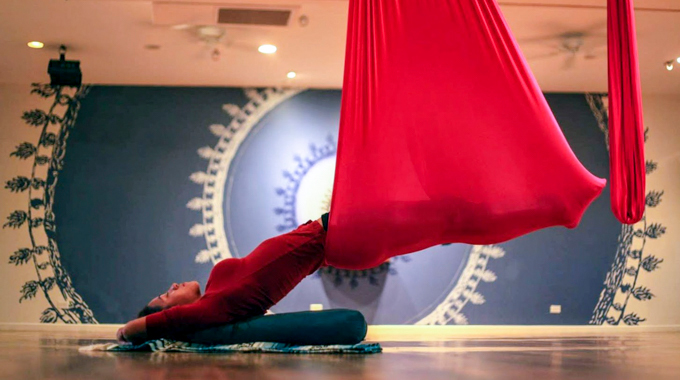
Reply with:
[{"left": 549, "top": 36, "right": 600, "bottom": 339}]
[{"left": 48, "top": 45, "right": 82, "bottom": 87}]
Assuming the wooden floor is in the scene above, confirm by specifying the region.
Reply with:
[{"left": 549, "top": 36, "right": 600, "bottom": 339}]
[{"left": 1, "top": 326, "right": 679, "bottom": 380}]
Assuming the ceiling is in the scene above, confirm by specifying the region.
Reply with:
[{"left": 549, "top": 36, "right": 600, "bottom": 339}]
[{"left": 1, "top": 0, "right": 679, "bottom": 94}]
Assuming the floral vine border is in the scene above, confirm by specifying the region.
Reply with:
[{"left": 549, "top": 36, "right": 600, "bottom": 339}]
[
  {"left": 586, "top": 93, "right": 666, "bottom": 325},
  {"left": 4, "top": 83, "right": 96, "bottom": 323}
]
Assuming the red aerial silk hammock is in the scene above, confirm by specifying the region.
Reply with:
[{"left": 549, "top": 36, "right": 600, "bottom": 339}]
[
  {"left": 607, "top": 0, "right": 646, "bottom": 224},
  {"left": 325, "top": 0, "right": 643, "bottom": 270}
]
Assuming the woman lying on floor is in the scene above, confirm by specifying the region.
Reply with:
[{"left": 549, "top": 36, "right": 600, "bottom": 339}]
[{"left": 116, "top": 213, "right": 330, "bottom": 344}]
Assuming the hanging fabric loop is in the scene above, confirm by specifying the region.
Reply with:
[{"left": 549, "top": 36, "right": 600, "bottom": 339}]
[
  {"left": 607, "top": 0, "right": 646, "bottom": 224},
  {"left": 325, "top": 0, "right": 611, "bottom": 269}
]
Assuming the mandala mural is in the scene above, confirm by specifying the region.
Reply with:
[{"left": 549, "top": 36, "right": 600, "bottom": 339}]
[{"left": 187, "top": 88, "right": 504, "bottom": 324}]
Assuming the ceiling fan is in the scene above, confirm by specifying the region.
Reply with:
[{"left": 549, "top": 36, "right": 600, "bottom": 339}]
[
  {"left": 519, "top": 26, "right": 607, "bottom": 70},
  {"left": 173, "top": 24, "right": 261, "bottom": 61}
]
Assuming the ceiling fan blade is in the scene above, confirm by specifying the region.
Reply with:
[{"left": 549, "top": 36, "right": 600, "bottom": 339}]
[
  {"left": 563, "top": 53, "right": 577, "bottom": 69},
  {"left": 517, "top": 35, "right": 562, "bottom": 44},
  {"left": 524, "top": 51, "right": 562, "bottom": 61},
  {"left": 223, "top": 39, "right": 260, "bottom": 53},
  {"left": 581, "top": 20, "right": 608, "bottom": 34}
]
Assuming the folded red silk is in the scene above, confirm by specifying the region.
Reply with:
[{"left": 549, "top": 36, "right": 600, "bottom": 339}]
[
  {"left": 607, "top": 0, "right": 646, "bottom": 224},
  {"left": 325, "top": 0, "right": 609, "bottom": 269}
]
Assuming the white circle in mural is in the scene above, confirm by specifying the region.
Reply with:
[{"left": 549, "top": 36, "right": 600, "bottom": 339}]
[{"left": 295, "top": 157, "right": 336, "bottom": 223}]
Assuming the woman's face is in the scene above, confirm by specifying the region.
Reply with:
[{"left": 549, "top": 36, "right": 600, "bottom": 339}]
[{"left": 147, "top": 281, "right": 201, "bottom": 309}]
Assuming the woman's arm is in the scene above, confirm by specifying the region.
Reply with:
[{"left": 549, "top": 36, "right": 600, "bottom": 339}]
[{"left": 119, "top": 317, "right": 148, "bottom": 344}]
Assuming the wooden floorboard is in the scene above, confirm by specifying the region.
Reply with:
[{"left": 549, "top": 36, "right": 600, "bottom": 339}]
[{"left": 1, "top": 327, "right": 679, "bottom": 380}]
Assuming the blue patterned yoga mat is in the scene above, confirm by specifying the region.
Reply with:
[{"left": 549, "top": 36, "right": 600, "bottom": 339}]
[{"left": 80, "top": 339, "right": 382, "bottom": 354}]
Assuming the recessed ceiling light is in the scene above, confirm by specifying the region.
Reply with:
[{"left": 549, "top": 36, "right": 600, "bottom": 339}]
[
  {"left": 676, "top": 57, "right": 680, "bottom": 64},
  {"left": 258, "top": 44, "right": 277, "bottom": 54},
  {"left": 287, "top": 71, "right": 297, "bottom": 79},
  {"left": 666, "top": 61, "right": 674, "bottom": 71},
  {"left": 27, "top": 41, "right": 44, "bottom": 49}
]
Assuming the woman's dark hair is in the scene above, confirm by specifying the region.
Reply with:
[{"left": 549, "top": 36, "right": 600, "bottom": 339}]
[{"left": 137, "top": 305, "right": 164, "bottom": 318}]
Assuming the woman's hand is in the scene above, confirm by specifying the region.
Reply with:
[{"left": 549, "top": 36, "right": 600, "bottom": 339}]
[
  {"left": 116, "top": 327, "right": 129, "bottom": 344},
  {"left": 118, "top": 318, "right": 149, "bottom": 345}
]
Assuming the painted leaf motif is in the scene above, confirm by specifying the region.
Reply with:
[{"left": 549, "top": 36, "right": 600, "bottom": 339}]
[
  {"left": 486, "top": 246, "right": 506, "bottom": 259},
  {"left": 5, "top": 177, "right": 31, "bottom": 193},
  {"left": 19, "top": 280, "right": 39, "bottom": 302},
  {"left": 641, "top": 256, "right": 663, "bottom": 272},
  {"left": 645, "top": 224, "right": 666, "bottom": 239},
  {"left": 30, "top": 83, "right": 58, "bottom": 98},
  {"left": 209, "top": 124, "right": 228, "bottom": 137},
  {"left": 22, "top": 109, "right": 50, "bottom": 126},
  {"left": 625, "top": 266, "right": 637, "bottom": 276},
  {"left": 194, "top": 250, "right": 213, "bottom": 264},
  {"left": 189, "top": 172, "right": 210, "bottom": 184},
  {"left": 468, "top": 292, "right": 485, "bottom": 305},
  {"left": 612, "top": 303, "right": 623, "bottom": 311},
  {"left": 453, "top": 313, "right": 469, "bottom": 325},
  {"left": 186, "top": 198, "right": 206, "bottom": 211},
  {"left": 645, "top": 160, "right": 657, "bottom": 175},
  {"left": 9, "top": 248, "right": 33, "bottom": 265},
  {"left": 631, "top": 287, "right": 654, "bottom": 301},
  {"left": 9, "top": 142, "right": 36, "bottom": 159},
  {"left": 189, "top": 224, "right": 206, "bottom": 237},
  {"left": 222, "top": 104, "right": 241, "bottom": 117},
  {"left": 4, "top": 210, "right": 28, "bottom": 229},
  {"left": 244, "top": 88, "right": 264, "bottom": 103},
  {"left": 645, "top": 190, "right": 663, "bottom": 208},
  {"left": 623, "top": 313, "right": 646, "bottom": 326},
  {"left": 40, "top": 308, "right": 59, "bottom": 323},
  {"left": 197, "top": 147, "right": 215, "bottom": 159},
  {"left": 620, "top": 284, "right": 631, "bottom": 293},
  {"left": 30, "top": 218, "right": 44, "bottom": 228},
  {"left": 480, "top": 270, "right": 497, "bottom": 282}
]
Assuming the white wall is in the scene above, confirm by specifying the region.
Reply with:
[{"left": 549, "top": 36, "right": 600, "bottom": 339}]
[{"left": 1, "top": 83, "right": 678, "bottom": 324}]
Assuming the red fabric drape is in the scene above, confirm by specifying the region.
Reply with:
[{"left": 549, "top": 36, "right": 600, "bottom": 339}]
[
  {"left": 325, "top": 0, "right": 607, "bottom": 270},
  {"left": 608, "top": 0, "right": 646, "bottom": 224}
]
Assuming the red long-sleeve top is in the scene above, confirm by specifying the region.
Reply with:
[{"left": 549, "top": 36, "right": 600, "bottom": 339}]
[{"left": 145, "top": 221, "right": 326, "bottom": 339}]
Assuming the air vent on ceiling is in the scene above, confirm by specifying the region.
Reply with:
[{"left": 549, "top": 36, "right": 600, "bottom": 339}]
[{"left": 217, "top": 8, "right": 291, "bottom": 26}]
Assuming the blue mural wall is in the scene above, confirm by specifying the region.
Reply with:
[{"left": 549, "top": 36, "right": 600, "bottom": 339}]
[{"left": 5, "top": 84, "right": 664, "bottom": 325}]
